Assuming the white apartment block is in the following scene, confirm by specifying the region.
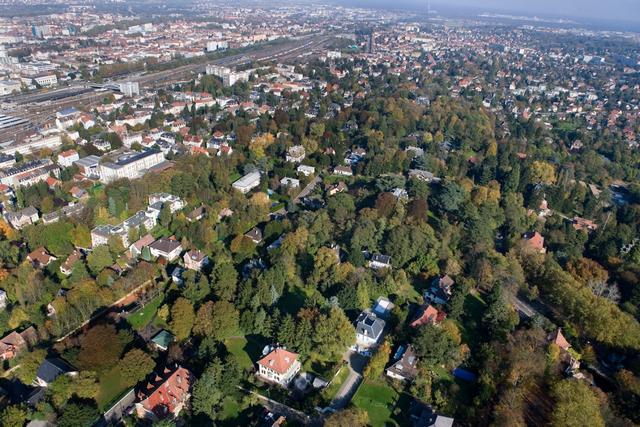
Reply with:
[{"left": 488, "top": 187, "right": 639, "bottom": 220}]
[{"left": 98, "top": 150, "right": 165, "bottom": 183}]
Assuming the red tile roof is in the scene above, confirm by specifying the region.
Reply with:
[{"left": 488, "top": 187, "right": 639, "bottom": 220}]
[{"left": 257, "top": 348, "right": 298, "bottom": 375}]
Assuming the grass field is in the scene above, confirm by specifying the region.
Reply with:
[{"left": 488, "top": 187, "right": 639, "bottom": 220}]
[
  {"left": 352, "top": 380, "right": 408, "bottom": 426},
  {"left": 97, "top": 367, "right": 129, "bottom": 411},
  {"left": 225, "top": 335, "right": 269, "bottom": 371},
  {"left": 126, "top": 294, "right": 163, "bottom": 330}
]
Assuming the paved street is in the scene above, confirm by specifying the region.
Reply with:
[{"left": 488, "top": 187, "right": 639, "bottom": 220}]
[{"left": 329, "top": 351, "right": 368, "bottom": 410}]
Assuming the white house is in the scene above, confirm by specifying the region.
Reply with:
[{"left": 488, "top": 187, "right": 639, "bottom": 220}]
[
  {"left": 149, "top": 237, "right": 183, "bottom": 261},
  {"left": 297, "top": 165, "right": 315, "bottom": 176},
  {"left": 256, "top": 347, "right": 301, "bottom": 387},
  {"left": 355, "top": 311, "right": 385, "bottom": 348},
  {"left": 57, "top": 150, "right": 79, "bottom": 168},
  {"left": 286, "top": 145, "right": 306, "bottom": 163}
]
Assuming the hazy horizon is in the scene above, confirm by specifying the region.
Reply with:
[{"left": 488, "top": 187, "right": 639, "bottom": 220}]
[{"left": 334, "top": 0, "right": 640, "bottom": 25}]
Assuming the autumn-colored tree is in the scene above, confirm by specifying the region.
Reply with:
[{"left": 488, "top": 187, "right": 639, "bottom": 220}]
[
  {"left": 551, "top": 379, "right": 604, "bottom": 427},
  {"left": 15, "top": 349, "right": 46, "bottom": 385},
  {"left": 193, "top": 300, "right": 239, "bottom": 340},
  {"left": 169, "top": 297, "right": 195, "bottom": 341},
  {"left": 249, "top": 133, "right": 275, "bottom": 158},
  {"left": 119, "top": 349, "right": 156, "bottom": 388},
  {"left": 364, "top": 340, "right": 391, "bottom": 380},
  {"left": 325, "top": 408, "right": 369, "bottom": 427},
  {"left": 77, "top": 324, "right": 129, "bottom": 371}
]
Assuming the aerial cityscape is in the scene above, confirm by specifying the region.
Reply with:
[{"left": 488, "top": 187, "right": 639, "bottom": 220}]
[{"left": 0, "top": 0, "right": 639, "bottom": 426}]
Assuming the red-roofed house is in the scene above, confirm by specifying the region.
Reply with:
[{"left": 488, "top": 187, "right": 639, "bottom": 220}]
[
  {"left": 548, "top": 328, "right": 571, "bottom": 352},
  {"left": 135, "top": 365, "right": 193, "bottom": 420},
  {"left": 256, "top": 347, "right": 301, "bottom": 386},
  {"left": 410, "top": 305, "right": 447, "bottom": 328},
  {"left": 523, "top": 231, "right": 546, "bottom": 254},
  {"left": 27, "top": 247, "right": 56, "bottom": 268}
]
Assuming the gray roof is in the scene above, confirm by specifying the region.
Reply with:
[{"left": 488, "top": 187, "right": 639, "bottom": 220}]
[
  {"left": 371, "top": 253, "right": 391, "bottom": 265},
  {"left": 36, "top": 358, "right": 75, "bottom": 384},
  {"left": 150, "top": 237, "right": 182, "bottom": 254},
  {"left": 356, "top": 311, "right": 385, "bottom": 340},
  {"left": 74, "top": 155, "right": 101, "bottom": 168}
]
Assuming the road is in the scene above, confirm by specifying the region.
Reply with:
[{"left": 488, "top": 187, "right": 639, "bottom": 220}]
[{"left": 294, "top": 175, "right": 322, "bottom": 204}]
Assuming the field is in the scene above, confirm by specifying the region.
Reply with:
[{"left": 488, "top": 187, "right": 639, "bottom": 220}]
[
  {"left": 126, "top": 294, "right": 163, "bottom": 330},
  {"left": 352, "top": 380, "right": 411, "bottom": 426},
  {"left": 97, "top": 367, "right": 129, "bottom": 411},
  {"left": 224, "top": 335, "right": 269, "bottom": 371}
]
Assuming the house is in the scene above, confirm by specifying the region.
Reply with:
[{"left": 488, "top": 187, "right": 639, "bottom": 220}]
[
  {"left": 183, "top": 249, "right": 208, "bottom": 271},
  {"left": 57, "top": 150, "right": 79, "bottom": 168},
  {"left": 5, "top": 206, "right": 39, "bottom": 229},
  {"left": 244, "top": 227, "right": 263, "bottom": 244},
  {"left": 355, "top": 311, "right": 385, "bottom": 348},
  {"left": 372, "top": 296, "right": 394, "bottom": 318},
  {"left": 256, "top": 347, "right": 301, "bottom": 387},
  {"left": 69, "top": 186, "right": 87, "bottom": 200},
  {"left": 60, "top": 249, "right": 82, "bottom": 276},
  {"left": 149, "top": 237, "right": 183, "bottom": 261},
  {"left": 186, "top": 206, "right": 205, "bottom": 222},
  {"left": 548, "top": 328, "right": 571, "bottom": 352},
  {"left": 572, "top": 216, "right": 598, "bottom": 232},
  {"left": 280, "top": 177, "right": 300, "bottom": 189},
  {"left": 424, "top": 275, "right": 455, "bottom": 305},
  {"left": 148, "top": 193, "right": 185, "bottom": 213},
  {"left": 27, "top": 247, "right": 56, "bottom": 268},
  {"left": 327, "top": 181, "right": 347, "bottom": 196},
  {"left": 333, "top": 165, "right": 353, "bottom": 176},
  {"left": 130, "top": 234, "right": 156, "bottom": 258},
  {"left": 135, "top": 365, "right": 193, "bottom": 420},
  {"left": 386, "top": 345, "right": 418, "bottom": 382},
  {"left": 285, "top": 145, "right": 306, "bottom": 163},
  {"left": 0, "top": 327, "right": 37, "bottom": 360},
  {"left": 151, "top": 330, "right": 174, "bottom": 351},
  {"left": 232, "top": 171, "right": 261, "bottom": 194},
  {"left": 369, "top": 254, "right": 392, "bottom": 270},
  {"left": 410, "top": 305, "right": 446, "bottom": 328},
  {"left": 218, "top": 207, "right": 234, "bottom": 220},
  {"left": 74, "top": 155, "right": 101, "bottom": 179},
  {"left": 409, "top": 400, "right": 454, "bottom": 427},
  {"left": 297, "top": 165, "right": 315, "bottom": 176},
  {"left": 0, "top": 289, "right": 6, "bottom": 310},
  {"left": 35, "top": 358, "right": 77, "bottom": 387},
  {"left": 523, "top": 231, "right": 546, "bottom": 254}
]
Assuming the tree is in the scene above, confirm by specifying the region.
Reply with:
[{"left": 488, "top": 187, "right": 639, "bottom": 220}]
[
  {"left": 324, "top": 408, "right": 369, "bottom": 427},
  {"left": 16, "top": 349, "right": 46, "bottom": 385},
  {"left": 434, "top": 181, "right": 467, "bottom": 218},
  {"left": 529, "top": 161, "right": 556, "bottom": 185},
  {"left": 551, "top": 379, "right": 604, "bottom": 427},
  {"left": 86, "top": 246, "right": 113, "bottom": 275},
  {"left": 364, "top": 340, "right": 391, "bottom": 380},
  {"left": 413, "top": 324, "right": 460, "bottom": 368},
  {"left": 78, "top": 324, "right": 129, "bottom": 371},
  {"left": 192, "top": 360, "right": 224, "bottom": 419},
  {"left": 119, "top": 349, "right": 156, "bottom": 388},
  {"left": 482, "top": 284, "right": 519, "bottom": 341},
  {"left": 375, "top": 192, "right": 397, "bottom": 217},
  {"left": 169, "top": 298, "right": 195, "bottom": 341},
  {"left": 57, "top": 402, "right": 99, "bottom": 427},
  {"left": 211, "top": 262, "right": 238, "bottom": 301},
  {"left": 193, "top": 300, "right": 239, "bottom": 341},
  {"left": 313, "top": 306, "right": 355, "bottom": 361},
  {"left": 0, "top": 405, "right": 27, "bottom": 427}
]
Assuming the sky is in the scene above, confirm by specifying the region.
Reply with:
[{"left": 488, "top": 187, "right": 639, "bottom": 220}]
[{"left": 337, "top": 0, "right": 640, "bottom": 25}]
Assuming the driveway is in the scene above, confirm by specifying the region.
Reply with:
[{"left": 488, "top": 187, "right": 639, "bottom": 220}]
[{"left": 329, "top": 351, "right": 368, "bottom": 410}]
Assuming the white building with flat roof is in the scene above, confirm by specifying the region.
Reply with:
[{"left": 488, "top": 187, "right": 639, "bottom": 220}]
[
  {"left": 232, "top": 171, "right": 261, "bottom": 194},
  {"left": 98, "top": 150, "right": 165, "bottom": 183}
]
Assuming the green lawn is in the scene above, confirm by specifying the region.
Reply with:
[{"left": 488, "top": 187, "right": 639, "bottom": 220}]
[
  {"left": 225, "top": 335, "right": 269, "bottom": 371},
  {"left": 126, "top": 294, "right": 163, "bottom": 330},
  {"left": 352, "top": 380, "right": 406, "bottom": 427},
  {"left": 97, "top": 367, "right": 130, "bottom": 411},
  {"left": 225, "top": 337, "right": 254, "bottom": 370},
  {"left": 457, "top": 292, "right": 487, "bottom": 351}
]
